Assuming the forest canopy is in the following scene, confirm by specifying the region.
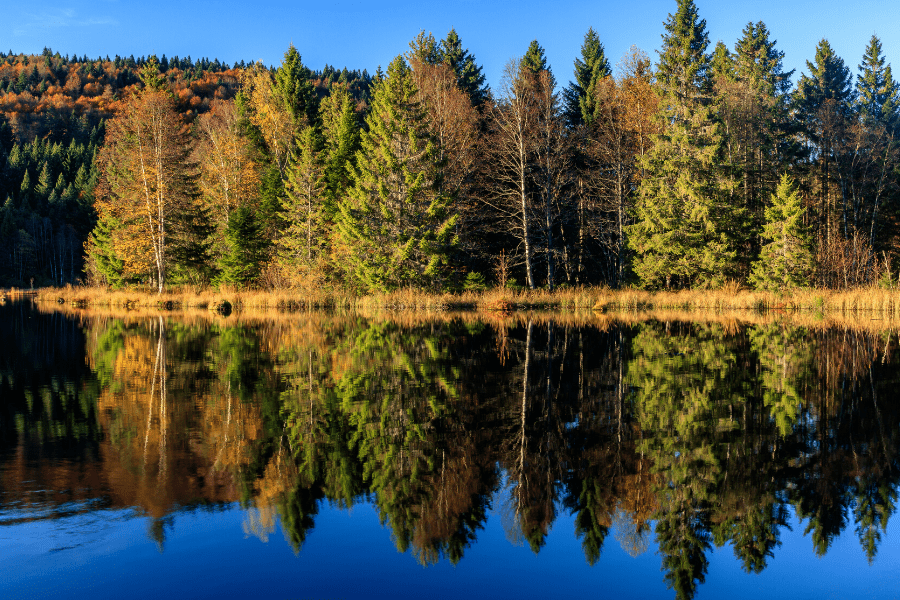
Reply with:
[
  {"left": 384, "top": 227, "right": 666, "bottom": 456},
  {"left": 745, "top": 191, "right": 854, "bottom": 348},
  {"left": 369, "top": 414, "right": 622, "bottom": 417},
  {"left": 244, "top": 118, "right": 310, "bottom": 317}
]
[{"left": 2, "top": 0, "right": 899, "bottom": 292}]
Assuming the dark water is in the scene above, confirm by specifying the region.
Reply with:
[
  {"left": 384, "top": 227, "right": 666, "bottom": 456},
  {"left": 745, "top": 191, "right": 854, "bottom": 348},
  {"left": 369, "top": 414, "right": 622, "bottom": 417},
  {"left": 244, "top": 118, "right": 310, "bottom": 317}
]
[{"left": 1, "top": 301, "right": 899, "bottom": 599}]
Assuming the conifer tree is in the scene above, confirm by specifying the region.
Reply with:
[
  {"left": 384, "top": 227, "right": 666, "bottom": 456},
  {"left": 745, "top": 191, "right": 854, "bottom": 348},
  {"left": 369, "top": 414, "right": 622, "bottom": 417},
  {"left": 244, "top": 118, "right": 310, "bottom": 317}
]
[
  {"left": 720, "top": 22, "right": 795, "bottom": 271},
  {"left": 857, "top": 34, "right": 899, "bottom": 128},
  {"left": 564, "top": 28, "right": 612, "bottom": 127},
  {"left": 216, "top": 204, "right": 269, "bottom": 286},
  {"left": 320, "top": 84, "right": 360, "bottom": 221},
  {"left": 440, "top": 29, "right": 489, "bottom": 106},
  {"left": 280, "top": 124, "right": 326, "bottom": 277},
  {"left": 749, "top": 174, "right": 813, "bottom": 291},
  {"left": 794, "top": 39, "right": 853, "bottom": 247},
  {"left": 275, "top": 44, "right": 318, "bottom": 129},
  {"left": 628, "top": 0, "right": 742, "bottom": 288},
  {"left": 336, "top": 56, "right": 457, "bottom": 292},
  {"left": 521, "top": 40, "right": 549, "bottom": 74}
]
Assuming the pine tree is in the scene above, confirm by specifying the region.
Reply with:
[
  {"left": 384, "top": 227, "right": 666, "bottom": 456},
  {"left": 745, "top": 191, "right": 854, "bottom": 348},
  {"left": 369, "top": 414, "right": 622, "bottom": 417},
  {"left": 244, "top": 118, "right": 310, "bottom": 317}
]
[
  {"left": 563, "top": 28, "right": 612, "bottom": 127},
  {"left": 749, "top": 174, "right": 814, "bottom": 290},
  {"left": 336, "top": 56, "right": 457, "bottom": 292},
  {"left": 628, "top": 0, "right": 742, "bottom": 289}
]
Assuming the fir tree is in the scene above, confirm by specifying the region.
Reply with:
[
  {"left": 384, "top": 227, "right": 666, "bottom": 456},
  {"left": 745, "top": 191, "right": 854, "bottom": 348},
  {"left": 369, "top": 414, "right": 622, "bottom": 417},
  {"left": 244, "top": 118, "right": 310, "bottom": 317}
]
[
  {"left": 563, "top": 28, "right": 612, "bottom": 127},
  {"left": 794, "top": 39, "right": 853, "bottom": 246},
  {"left": 628, "top": 0, "right": 742, "bottom": 289},
  {"left": 336, "top": 56, "right": 457, "bottom": 292},
  {"left": 749, "top": 174, "right": 814, "bottom": 291}
]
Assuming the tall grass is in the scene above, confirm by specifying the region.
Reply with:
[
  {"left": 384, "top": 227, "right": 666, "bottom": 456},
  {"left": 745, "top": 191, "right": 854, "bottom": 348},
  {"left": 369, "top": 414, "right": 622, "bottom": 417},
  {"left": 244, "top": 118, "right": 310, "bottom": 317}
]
[{"left": 31, "top": 283, "right": 900, "bottom": 317}]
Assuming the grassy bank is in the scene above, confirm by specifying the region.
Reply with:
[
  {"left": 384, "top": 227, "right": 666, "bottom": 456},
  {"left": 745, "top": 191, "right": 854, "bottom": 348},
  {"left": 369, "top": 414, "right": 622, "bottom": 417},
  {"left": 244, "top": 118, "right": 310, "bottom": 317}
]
[{"left": 26, "top": 284, "right": 900, "bottom": 315}]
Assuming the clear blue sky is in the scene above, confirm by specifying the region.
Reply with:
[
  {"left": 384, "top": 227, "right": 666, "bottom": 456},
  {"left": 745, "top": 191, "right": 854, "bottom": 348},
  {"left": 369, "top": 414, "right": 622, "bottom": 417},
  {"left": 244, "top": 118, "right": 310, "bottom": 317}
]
[{"left": 8, "top": 0, "right": 900, "bottom": 90}]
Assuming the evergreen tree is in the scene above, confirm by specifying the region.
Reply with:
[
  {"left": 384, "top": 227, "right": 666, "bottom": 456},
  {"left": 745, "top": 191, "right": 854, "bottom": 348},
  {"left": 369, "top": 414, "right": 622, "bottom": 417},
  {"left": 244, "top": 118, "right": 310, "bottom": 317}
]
[
  {"left": 563, "top": 28, "right": 612, "bottom": 127},
  {"left": 408, "top": 31, "right": 441, "bottom": 65},
  {"left": 336, "top": 56, "right": 457, "bottom": 292},
  {"left": 85, "top": 212, "right": 127, "bottom": 287},
  {"left": 320, "top": 84, "right": 360, "bottom": 223},
  {"left": 275, "top": 44, "right": 318, "bottom": 129},
  {"left": 280, "top": 124, "right": 326, "bottom": 273},
  {"left": 521, "top": 40, "right": 549, "bottom": 74},
  {"left": 216, "top": 204, "right": 269, "bottom": 286},
  {"left": 794, "top": 39, "right": 854, "bottom": 247},
  {"left": 628, "top": 0, "right": 742, "bottom": 288},
  {"left": 35, "top": 161, "right": 52, "bottom": 198},
  {"left": 439, "top": 29, "right": 489, "bottom": 106},
  {"left": 749, "top": 174, "right": 814, "bottom": 290},
  {"left": 856, "top": 34, "right": 899, "bottom": 128},
  {"left": 723, "top": 21, "right": 795, "bottom": 270},
  {"left": 169, "top": 201, "right": 217, "bottom": 285}
]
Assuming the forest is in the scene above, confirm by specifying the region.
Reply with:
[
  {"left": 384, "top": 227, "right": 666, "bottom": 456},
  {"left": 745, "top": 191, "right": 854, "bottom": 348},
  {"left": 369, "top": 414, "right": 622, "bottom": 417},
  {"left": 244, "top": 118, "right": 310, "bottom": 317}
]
[{"left": 1, "top": 0, "right": 898, "bottom": 293}]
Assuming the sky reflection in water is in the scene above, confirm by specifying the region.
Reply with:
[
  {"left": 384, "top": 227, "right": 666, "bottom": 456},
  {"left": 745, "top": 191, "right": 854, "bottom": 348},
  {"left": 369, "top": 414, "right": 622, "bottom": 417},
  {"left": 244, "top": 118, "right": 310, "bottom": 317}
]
[{"left": 1, "top": 301, "right": 899, "bottom": 599}]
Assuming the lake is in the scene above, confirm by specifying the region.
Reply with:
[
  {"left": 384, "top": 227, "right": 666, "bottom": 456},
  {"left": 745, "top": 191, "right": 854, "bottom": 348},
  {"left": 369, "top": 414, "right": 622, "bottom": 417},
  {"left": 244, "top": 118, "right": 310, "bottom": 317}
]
[{"left": 1, "top": 300, "right": 899, "bottom": 599}]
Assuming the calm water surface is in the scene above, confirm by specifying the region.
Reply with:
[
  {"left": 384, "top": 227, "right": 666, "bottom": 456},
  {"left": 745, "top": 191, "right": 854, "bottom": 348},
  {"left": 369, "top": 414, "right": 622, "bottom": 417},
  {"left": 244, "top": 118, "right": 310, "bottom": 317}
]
[{"left": 2, "top": 301, "right": 899, "bottom": 599}]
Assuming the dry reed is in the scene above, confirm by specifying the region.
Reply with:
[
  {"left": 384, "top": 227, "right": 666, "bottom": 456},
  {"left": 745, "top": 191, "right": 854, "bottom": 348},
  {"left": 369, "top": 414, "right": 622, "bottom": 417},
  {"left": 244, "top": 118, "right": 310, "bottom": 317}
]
[{"left": 30, "top": 283, "right": 900, "bottom": 318}]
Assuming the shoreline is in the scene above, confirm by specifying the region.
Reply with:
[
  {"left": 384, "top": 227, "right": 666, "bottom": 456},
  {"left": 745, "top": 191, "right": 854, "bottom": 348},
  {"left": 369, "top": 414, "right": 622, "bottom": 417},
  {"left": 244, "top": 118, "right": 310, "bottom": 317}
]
[{"left": 12, "top": 284, "right": 900, "bottom": 316}]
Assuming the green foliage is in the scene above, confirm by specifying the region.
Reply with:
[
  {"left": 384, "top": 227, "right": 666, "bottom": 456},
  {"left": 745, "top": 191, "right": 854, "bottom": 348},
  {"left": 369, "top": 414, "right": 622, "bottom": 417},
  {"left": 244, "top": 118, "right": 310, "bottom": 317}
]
[
  {"left": 280, "top": 124, "right": 327, "bottom": 269},
  {"left": 463, "top": 271, "right": 487, "bottom": 291},
  {"left": 563, "top": 27, "right": 612, "bottom": 127},
  {"left": 439, "top": 29, "right": 489, "bottom": 106},
  {"left": 856, "top": 34, "right": 899, "bottom": 128},
  {"left": 275, "top": 44, "right": 318, "bottom": 128},
  {"left": 336, "top": 56, "right": 458, "bottom": 292},
  {"left": 628, "top": 0, "right": 742, "bottom": 289},
  {"left": 320, "top": 84, "right": 360, "bottom": 223},
  {"left": 521, "top": 40, "right": 549, "bottom": 75},
  {"left": 749, "top": 174, "right": 814, "bottom": 291},
  {"left": 216, "top": 205, "right": 270, "bottom": 286}
]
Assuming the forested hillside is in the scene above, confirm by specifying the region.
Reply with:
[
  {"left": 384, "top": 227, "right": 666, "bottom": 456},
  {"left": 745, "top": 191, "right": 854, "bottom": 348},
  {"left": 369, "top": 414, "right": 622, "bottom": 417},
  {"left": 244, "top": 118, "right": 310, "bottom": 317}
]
[{"left": 2, "top": 0, "right": 898, "bottom": 292}]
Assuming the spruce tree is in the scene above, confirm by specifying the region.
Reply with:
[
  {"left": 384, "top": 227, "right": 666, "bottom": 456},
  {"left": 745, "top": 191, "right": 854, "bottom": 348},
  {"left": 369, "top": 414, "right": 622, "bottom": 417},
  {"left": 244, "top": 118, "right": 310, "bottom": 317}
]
[
  {"left": 216, "top": 205, "right": 269, "bottom": 286},
  {"left": 628, "top": 0, "right": 742, "bottom": 289},
  {"left": 749, "top": 174, "right": 814, "bottom": 291},
  {"left": 439, "top": 29, "right": 489, "bottom": 106},
  {"left": 280, "top": 124, "right": 326, "bottom": 272},
  {"left": 521, "top": 40, "right": 549, "bottom": 74},
  {"left": 724, "top": 22, "right": 795, "bottom": 271},
  {"left": 794, "top": 39, "right": 853, "bottom": 246},
  {"left": 336, "top": 56, "right": 457, "bottom": 292},
  {"left": 563, "top": 28, "right": 612, "bottom": 127},
  {"left": 320, "top": 84, "right": 360, "bottom": 222},
  {"left": 857, "top": 34, "right": 899, "bottom": 128},
  {"left": 275, "top": 44, "right": 318, "bottom": 128}
]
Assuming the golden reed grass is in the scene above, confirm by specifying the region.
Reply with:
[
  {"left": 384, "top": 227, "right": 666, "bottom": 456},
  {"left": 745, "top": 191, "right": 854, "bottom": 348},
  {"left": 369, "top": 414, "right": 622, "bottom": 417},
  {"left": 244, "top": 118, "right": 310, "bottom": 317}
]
[
  {"left": 25, "top": 283, "right": 900, "bottom": 319},
  {"left": 32, "top": 293, "right": 900, "bottom": 336}
]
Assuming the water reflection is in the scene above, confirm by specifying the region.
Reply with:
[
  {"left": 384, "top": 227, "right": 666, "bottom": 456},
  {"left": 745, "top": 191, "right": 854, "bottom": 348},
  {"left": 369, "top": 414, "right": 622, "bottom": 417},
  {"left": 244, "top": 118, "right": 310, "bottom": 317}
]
[{"left": 2, "top": 303, "right": 900, "bottom": 598}]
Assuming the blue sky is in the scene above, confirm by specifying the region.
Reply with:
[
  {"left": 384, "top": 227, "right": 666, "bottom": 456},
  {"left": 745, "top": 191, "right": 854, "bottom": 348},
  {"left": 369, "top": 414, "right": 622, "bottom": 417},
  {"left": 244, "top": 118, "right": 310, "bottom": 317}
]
[{"left": 8, "top": 0, "right": 900, "bottom": 90}]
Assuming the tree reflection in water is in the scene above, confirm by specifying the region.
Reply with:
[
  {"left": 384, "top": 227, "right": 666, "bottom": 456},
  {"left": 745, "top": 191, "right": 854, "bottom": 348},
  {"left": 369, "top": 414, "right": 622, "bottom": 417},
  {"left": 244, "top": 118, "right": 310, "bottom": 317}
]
[{"left": 3, "top": 303, "right": 900, "bottom": 599}]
